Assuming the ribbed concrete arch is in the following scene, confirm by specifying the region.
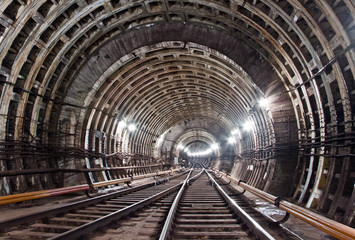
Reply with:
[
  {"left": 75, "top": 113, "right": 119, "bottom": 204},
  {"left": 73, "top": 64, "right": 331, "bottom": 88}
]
[
  {"left": 171, "top": 128, "right": 219, "bottom": 156},
  {"left": 63, "top": 41, "right": 274, "bottom": 160}
]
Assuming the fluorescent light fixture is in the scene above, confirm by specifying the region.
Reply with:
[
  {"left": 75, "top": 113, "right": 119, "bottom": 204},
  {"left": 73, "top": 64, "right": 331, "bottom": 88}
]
[
  {"left": 127, "top": 123, "right": 137, "bottom": 132},
  {"left": 231, "top": 128, "right": 240, "bottom": 136},
  {"left": 228, "top": 137, "right": 236, "bottom": 144},
  {"left": 187, "top": 148, "right": 212, "bottom": 157},
  {"left": 243, "top": 121, "right": 253, "bottom": 131},
  {"left": 211, "top": 143, "right": 219, "bottom": 150},
  {"left": 118, "top": 120, "right": 127, "bottom": 128},
  {"left": 258, "top": 97, "right": 269, "bottom": 108}
]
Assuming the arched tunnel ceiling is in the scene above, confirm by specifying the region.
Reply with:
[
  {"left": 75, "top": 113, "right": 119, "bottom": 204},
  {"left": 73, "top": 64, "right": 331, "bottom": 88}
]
[
  {"left": 1, "top": 0, "right": 353, "bottom": 146},
  {"left": 66, "top": 40, "right": 268, "bottom": 146},
  {"left": 0, "top": 0, "right": 355, "bottom": 225}
]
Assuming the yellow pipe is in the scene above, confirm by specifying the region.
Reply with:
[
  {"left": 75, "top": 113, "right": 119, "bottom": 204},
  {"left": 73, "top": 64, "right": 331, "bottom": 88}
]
[
  {"left": 0, "top": 168, "right": 181, "bottom": 206},
  {"left": 213, "top": 169, "right": 355, "bottom": 240}
]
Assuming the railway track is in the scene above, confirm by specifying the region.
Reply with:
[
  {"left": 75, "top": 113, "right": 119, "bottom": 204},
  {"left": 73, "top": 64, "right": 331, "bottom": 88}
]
[
  {"left": 170, "top": 173, "right": 252, "bottom": 239},
  {"left": 0, "top": 169, "right": 193, "bottom": 240},
  {"left": 211, "top": 172, "right": 300, "bottom": 240},
  {"left": 160, "top": 169, "right": 274, "bottom": 240},
  {"left": 1, "top": 167, "right": 298, "bottom": 240}
]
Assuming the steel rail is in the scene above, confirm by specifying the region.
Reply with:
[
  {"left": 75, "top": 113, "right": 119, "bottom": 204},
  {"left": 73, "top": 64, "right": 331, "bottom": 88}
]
[
  {"left": 49, "top": 169, "right": 194, "bottom": 240},
  {"left": 0, "top": 168, "right": 182, "bottom": 206},
  {"left": 213, "top": 169, "right": 355, "bottom": 240},
  {"left": 0, "top": 170, "right": 189, "bottom": 231},
  {"left": 159, "top": 168, "right": 204, "bottom": 240},
  {"left": 206, "top": 170, "right": 275, "bottom": 240}
]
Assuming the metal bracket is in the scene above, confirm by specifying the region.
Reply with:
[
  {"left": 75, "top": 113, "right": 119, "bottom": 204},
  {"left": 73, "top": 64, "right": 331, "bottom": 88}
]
[
  {"left": 272, "top": 196, "right": 290, "bottom": 224},
  {"left": 125, "top": 175, "right": 134, "bottom": 188},
  {"left": 226, "top": 180, "right": 246, "bottom": 195},
  {"left": 85, "top": 189, "right": 95, "bottom": 198},
  {"left": 220, "top": 180, "right": 231, "bottom": 186},
  {"left": 276, "top": 212, "right": 290, "bottom": 224},
  {"left": 238, "top": 180, "right": 246, "bottom": 185},
  {"left": 85, "top": 181, "right": 96, "bottom": 198},
  {"left": 215, "top": 174, "right": 223, "bottom": 179},
  {"left": 84, "top": 170, "right": 95, "bottom": 198},
  {"left": 274, "top": 196, "right": 283, "bottom": 207},
  {"left": 230, "top": 189, "right": 246, "bottom": 196}
]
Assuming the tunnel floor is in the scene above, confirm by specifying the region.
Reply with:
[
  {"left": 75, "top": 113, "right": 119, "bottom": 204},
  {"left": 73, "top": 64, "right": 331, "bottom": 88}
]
[{"left": 0, "top": 172, "right": 333, "bottom": 240}]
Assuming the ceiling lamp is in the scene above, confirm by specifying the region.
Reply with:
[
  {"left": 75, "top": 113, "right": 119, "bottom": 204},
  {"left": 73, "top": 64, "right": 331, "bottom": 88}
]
[{"left": 127, "top": 123, "right": 137, "bottom": 132}]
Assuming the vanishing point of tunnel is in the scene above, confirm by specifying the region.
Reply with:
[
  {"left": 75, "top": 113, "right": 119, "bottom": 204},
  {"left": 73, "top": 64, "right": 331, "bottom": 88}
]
[{"left": 0, "top": 0, "right": 354, "bottom": 239}]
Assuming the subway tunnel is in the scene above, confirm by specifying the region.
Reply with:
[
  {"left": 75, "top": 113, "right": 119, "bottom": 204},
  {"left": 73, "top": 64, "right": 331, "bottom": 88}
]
[{"left": 0, "top": 0, "right": 354, "bottom": 238}]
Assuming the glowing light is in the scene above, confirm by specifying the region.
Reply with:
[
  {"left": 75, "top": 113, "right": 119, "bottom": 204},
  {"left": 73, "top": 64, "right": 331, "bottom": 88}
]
[
  {"left": 228, "top": 137, "right": 236, "bottom": 144},
  {"left": 177, "top": 144, "right": 184, "bottom": 150},
  {"left": 157, "top": 136, "right": 164, "bottom": 144},
  {"left": 118, "top": 120, "right": 127, "bottom": 128},
  {"left": 187, "top": 148, "right": 213, "bottom": 157},
  {"left": 258, "top": 97, "right": 270, "bottom": 108},
  {"left": 231, "top": 128, "right": 240, "bottom": 136},
  {"left": 211, "top": 143, "right": 219, "bottom": 150},
  {"left": 243, "top": 121, "right": 253, "bottom": 131},
  {"left": 127, "top": 123, "right": 137, "bottom": 132},
  {"left": 187, "top": 143, "right": 220, "bottom": 157}
]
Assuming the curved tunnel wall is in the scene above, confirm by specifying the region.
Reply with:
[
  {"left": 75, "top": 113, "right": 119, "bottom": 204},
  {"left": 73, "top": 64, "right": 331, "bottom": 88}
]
[
  {"left": 0, "top": 0, "right": 354, "bottom": 226},
  {"left": 61, "top": 37, "right": 285, "bottom": 197}
]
